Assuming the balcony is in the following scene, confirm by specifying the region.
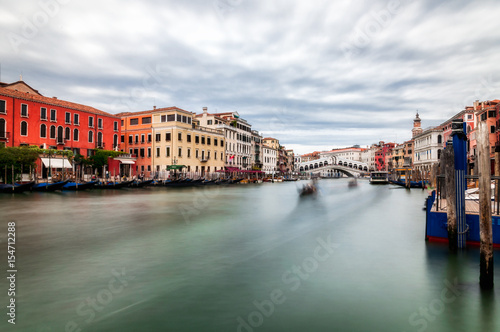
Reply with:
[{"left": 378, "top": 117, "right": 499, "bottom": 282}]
[
  {"left": 56, "top": 137, "right": 66, "bottom": 145},
  {"left": 199, "top": 157, "right": 210, "bottom": 162}
]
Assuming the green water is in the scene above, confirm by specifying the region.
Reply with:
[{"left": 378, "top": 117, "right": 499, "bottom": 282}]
[{"left": 0, "top": 179, "right": 498, "bottom": 332}]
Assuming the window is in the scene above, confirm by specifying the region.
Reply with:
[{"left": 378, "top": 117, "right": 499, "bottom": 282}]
[
  {"left": 147, "top": 134, "right": 151, "bottom": 142},
  {"left": 113, "top": 134, "right": 118, "bottom": 148},
  {"left": 50, "top": 125, "right": 56, "bottom": 139},
  {"left": 130, "top": 118, "right": 139, "bottom": 125},
  {"left": 65, "top": 127, "right": 71, "bottom": 140},
  {"left": 121, "top": 135, "right": 124, "bottom": 143},
  {"left": 195, "top": 136, "right": 199, "bottom": 144},
  {"left": 201, "top": 136, "right": 205, "bottom": 144},
  {"left": 207, "top": 151, "right": 210, "bottom": 159},
  {"left": 214, "top": 138, "right": 218, "bottom": 146},
  {"left": 0, "top": 100, "right": 5, "bottom": 114},
  {"left": 140, "top": 148, "right": 145, "bottom": 158},
  {"left": 491, "top": 125, "right": 496, "bottom": 134},
  {"left": 207, "top": 137, "right": 211, "bottom": 145},
  {"left": 40, "top": 107, "right": 47, "bottom": 120},
  {"left": 178, "top": 147, "right": 182, "bottom": 157},
  {"left": 141, "top": 134, "right": 145, "bottom": 143},
  {"left": 195, "top": 150, "right": 199, "bottom": 158},
  {"left": 178, "top": 132, "right": 182, "bottom": 141},
  {"left": 166, "top": 133, "right": 171, "bottom": 141},
  {"left": 130, "top": 148, "right": 134, "bottom": 155},
  {"left": 155, "top": 133, "right": 161, "bottom": 142},
  {"left": 481, "top": 113, "right": 487, "bottom": 121},
  {"left": 57, "top": 126, "right": 64, "bottom": 143},
  {"left": 182, "top": 115, "right": 187, "bottom": 123},
  {"left": 21, "top": 104, "right": 28, "bottom": 117},
  {"left": 207, "top": 120, "right": 213, "bottom": 125},
  {"left": 221, "top": 152, "right": 223, "bottom": 160},
  {"left": 65, "top": 112, "right": 71, "bottom": 124},
  {"left": 121, "top": 120, "right": 124, "bottom": 126},
  {"left": 97, "top": 118, "right": 103, "bottom": 129},
  {"left": 50, "top": 109, "right": 57, "bottom": 122},
  {"left": 214, "top": 151, "right": 217, "bottom": 160},
  {"left": 488, "top": 111, "right": 496, "bottom": 118},
  {"left": 73, "top": 129, "right": 79, "bottom": 141},
  {"left": 89, "top": 116, "right": 94, "bottom": 128},
  {"left": 221, "top": 140, "right": 224, "bottom": 148},
  {"left": 166, "top": 147, "right": 170, "bottom": 157},
  {"left": 468, "top": 114, "right": 473, "bottom": 120},
  {"left": 437, "top": 135, "right": 442, "bottom": 144},
  {"left": 167, "top": 114, "right": 175, "bottom": 122},
  {"left": 177, "top": 114, "right": 182, "bottom": 122},
  {"left": 188, "top": 118, "right": 191, "bottom": 124},
  {"left": 161, "top": 115, "right": 166, "bottom": 122},
  {"left": 147, "top": 148, "right": 151, "bottom": 158},
  {"left": 187, "top": 134, "right": 191, "bottom": 143},
  {"left": 40, "top": 124, "right": 47, "bottom": 138},
  {"left": 142, "top": 117, "right": 151, "bottom": 124},
  {"left": 128, "top": 135, "right": 133, "bottom": 144},
  {"left": 187, "top": 148, "right": 191, "bottom": 158},
  {"left": 74, "top": 113, "right": 79, "bottom": 125},
  {"left": 135, "top": 135, "right": 139, "bottom": 144},
  {"left": 114, "top": 121, "right": 118, "bottom": 131},
  {"left": 88, "top": 130, "right": 93, "bottom": 143},
  {"left": 156, "top": 147, "right": 160, "bottom": 157}
]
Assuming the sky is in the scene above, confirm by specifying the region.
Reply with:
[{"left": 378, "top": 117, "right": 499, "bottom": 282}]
[{"left": 1, "top": 0, "right": 500, "bottom": 154}]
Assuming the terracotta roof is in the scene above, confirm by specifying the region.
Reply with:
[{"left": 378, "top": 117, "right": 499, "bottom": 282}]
[
  {"left": 117, "top": 106, "right": 193, "bottom": 118},
  {"left": 0, "top": 80, "right": 41, "bottom": 95},
  {"left": 0, "top": 86, "right": 118, "bottom": 118},
  {"left": 263, "top": 137, "right": 278, "bottom": 141}
]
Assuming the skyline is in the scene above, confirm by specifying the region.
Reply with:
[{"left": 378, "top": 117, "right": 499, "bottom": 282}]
[{"left": 2, "top": 0, "right": 500, "bottom": 154}]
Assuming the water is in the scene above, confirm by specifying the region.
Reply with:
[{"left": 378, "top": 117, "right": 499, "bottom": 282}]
[{"left": 0, "top": 179, "right": 498, "bottom": 332}]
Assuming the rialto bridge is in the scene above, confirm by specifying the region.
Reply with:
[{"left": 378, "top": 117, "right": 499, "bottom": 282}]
[{"left": 297, "top": 156, "right": 369, "bottom": 177}]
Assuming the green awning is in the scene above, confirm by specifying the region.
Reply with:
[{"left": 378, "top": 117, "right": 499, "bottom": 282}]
[{"left": 167, "top": 165, "right": 186, "bottom": 170}]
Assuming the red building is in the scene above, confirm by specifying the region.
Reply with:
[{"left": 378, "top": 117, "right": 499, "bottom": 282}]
[
  {"left": 0, "top": 80, "right": 120, "bottom": 156},
  {"left": 375, "top": 141, "right": 395, "bottom": 171}
]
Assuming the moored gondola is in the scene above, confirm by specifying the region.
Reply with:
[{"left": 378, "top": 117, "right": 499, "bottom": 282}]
[
  {"left": 0, "top": 181, "right": 35, "bottom": 194},
  {"left": 32, "top": 180, "right": 69, "bottom": 192},
  {"left": 62, "top": 181, "right": 97, "bottom": 191}
]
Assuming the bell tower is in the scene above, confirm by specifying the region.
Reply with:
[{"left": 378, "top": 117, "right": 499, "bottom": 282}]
[{"left": 412, "top": 111, "right": 422, "bottom": 138}]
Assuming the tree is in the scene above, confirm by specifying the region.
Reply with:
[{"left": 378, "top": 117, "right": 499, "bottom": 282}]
[{"left": 0, "top": 146, "right": 39, "bottom": 183}]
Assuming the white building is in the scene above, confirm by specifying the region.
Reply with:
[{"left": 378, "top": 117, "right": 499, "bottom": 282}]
[
  {"left": 413, "top": 127, "right": 443, "bottom": 174},
  {"left": 361, "top": 146, "right": 377, "bottom": 171},
  {"left": 196, "top": 107, "right": 252, "bottom": 170},
  {"left": 319, "top": 147, "right": 364, "bottom": 162},
  {"left": 262, "top": 145, "right": 277, "bottom": 174}
]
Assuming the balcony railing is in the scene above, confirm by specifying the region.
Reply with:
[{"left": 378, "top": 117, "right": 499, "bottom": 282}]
[{"left": 200, "top": 157, "right": 210, "bottom": 162}]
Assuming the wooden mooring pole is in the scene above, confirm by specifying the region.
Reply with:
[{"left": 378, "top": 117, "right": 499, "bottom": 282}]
[
  {"left": 443, "top": 141, "right": 457, "bottom": 252},
  {"left": 478, "top": 120, "right": 494, "bottom": 289}
]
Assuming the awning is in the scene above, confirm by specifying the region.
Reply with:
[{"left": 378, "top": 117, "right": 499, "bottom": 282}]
[
  {"left": 41, "top": 157, "right": 72, "bottom": 169},
  {"left": 117, "top": 160, "right": 135, "bottom": 165},
  {"left": 167, "top": 165, "right": 186, "bottom": 170}
]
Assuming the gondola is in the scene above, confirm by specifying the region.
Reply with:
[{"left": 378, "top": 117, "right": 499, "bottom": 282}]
[
  {"left": 299, "top": 183, "right": 317, "bottom": 197},
  {"left": 94, "top": 180, "right": 133, "bottom": 189},
  {"left": 32, "top": 180, "right": 69, "bottom": 192},
  {"left": 62, "top": 181, "right": 97, "bottom": 191},
  {"left": 129, "top": 179, "right": 154, "bottom": 188},
  {"left": 0, "top": 181, "right": 35, "bottom": 194}
]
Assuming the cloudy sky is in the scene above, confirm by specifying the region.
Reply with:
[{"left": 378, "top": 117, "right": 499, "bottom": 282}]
[{"left": 2, "top": 0, "right": 500, "bottom": 154}]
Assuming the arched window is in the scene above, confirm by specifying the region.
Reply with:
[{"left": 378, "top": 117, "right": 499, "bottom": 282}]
[
  {"left": 74, "top": 129, "right": 79, "bottom": 141},
  {"left": 65, "top": 127, "right": 71, "bottom": 140},
  {"left": 88, "top": 130, "right": 93, "bottom": 143},
  {"left": 57, "top": 126, "right": 64, "bottom": 143},
  {"left": 113, "top": 134, "right": 118, "bottom": 148},
  {"left": 50, "top": 125, "right": 56, "bottom": 139},
  {"left": 97, "top": 132, "right": 103, "bottom": 147},
  {"left": 40, "top": 124, "right": 47, "bottom": 138},
  {"left": 0, "top": 118, "right": 6, "bottom": 138},
  {"left": 20, "top": 121, "right": 28, "bottom": 136}
]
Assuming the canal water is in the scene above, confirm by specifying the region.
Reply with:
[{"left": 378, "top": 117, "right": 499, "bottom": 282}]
[{"left": 0, "top": 179, "right": 498, "bottom": 332}]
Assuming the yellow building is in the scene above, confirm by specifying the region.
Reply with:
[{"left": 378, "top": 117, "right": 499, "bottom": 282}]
[{"left": 120, "top": 107, "right": 225, "bottom": 178}]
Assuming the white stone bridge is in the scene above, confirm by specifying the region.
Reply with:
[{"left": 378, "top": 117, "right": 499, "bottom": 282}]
[{"left": 298, "top": 156, "right": 369, "bottom": 177}]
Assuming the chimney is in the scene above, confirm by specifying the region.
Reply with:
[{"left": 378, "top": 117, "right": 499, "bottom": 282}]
[
  {"left": 153, "top": 105, "right": 156, "bottom": 110},
  {"left": 203, "top": 107, "right": 208, "bottom": 114}
]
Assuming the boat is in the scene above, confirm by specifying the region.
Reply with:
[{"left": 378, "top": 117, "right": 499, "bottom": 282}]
[
  {"left": 94, "top": 180, "right": 133, "bottom": 189},
  {"left": 62, "top": 181, "right": 96, "bottom": 191},
  {"left": 369, "top": 171, "right": 389, "bottom": 184},
  {"left": 32, "top": 180, "right": 69, "bottom": 192},
  {"left": 348, "top": 178, "right": 358, "bottom": 188},
  {"left": 299, "top": 183, "right": 317, "bottom": 197},
  {"left": 389, "top": 179, "right": 424, "bottom": 188},
  {"left": 129, "top": 179, "right": 154, "bottom": 188},
  {"left": 0, "top": 182, "right": 34, "bottom": 194}
]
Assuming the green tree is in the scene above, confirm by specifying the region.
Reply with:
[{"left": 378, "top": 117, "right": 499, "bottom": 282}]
[{"left": 0, "top": 146, "right": 40, "bottom": 183}]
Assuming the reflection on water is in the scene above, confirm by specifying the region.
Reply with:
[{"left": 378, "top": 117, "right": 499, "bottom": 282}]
[{"left": 0, "top": 179, "right": 498, "bottom": 332}]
